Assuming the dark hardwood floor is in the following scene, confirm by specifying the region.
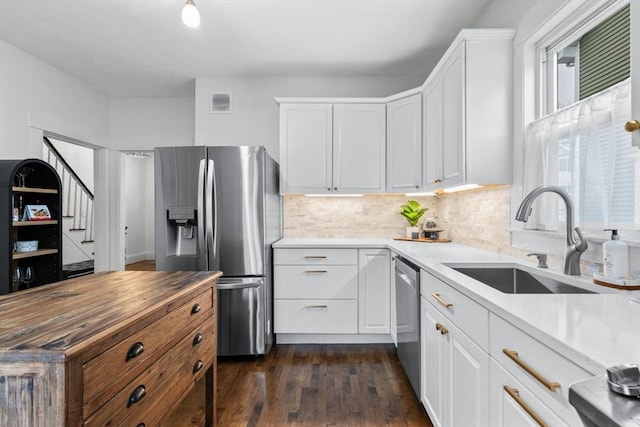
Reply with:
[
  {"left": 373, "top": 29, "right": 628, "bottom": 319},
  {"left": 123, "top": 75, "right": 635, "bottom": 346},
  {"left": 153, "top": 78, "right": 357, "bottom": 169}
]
[
  {"left": 163, "top": 344, "right": 433, "bottom": 427},
  {"left": 127, "top": 262, "right": 432, "bottom": 427}
]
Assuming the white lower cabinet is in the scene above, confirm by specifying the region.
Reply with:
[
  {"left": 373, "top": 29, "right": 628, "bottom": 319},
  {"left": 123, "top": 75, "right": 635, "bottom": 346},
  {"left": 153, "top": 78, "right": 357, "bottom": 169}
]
[
  {"left": 490, "top": 313, "right": 590, "bottom": 426},
  {"left": 358, "top": 249, "right": 390, "bottom": 334},
  {"left": 420, "top": 295, "right": 489, "bottom": 427},
  {"left": 274, "top": 247, "right": 390, "bottom": 340},
  {"left": 490, "top": 359, "right": 569, "bottom": 427}
]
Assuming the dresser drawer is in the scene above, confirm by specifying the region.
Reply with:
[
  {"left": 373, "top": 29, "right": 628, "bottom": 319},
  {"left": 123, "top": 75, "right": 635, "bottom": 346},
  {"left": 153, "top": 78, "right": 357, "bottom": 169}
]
[
  {"left": 83, "top": 288, "right": 213, "bottom": 418},
  {"left": 420, "top": 270, "right": 489, "bottom": 351},
  {"left": 84, "top": 316, "right": 214, "bottom": 426},
  {"left": 274, "top": 265, "right": 357, "bottom": 299},
  {"left": 275, "top": 299, "right": 358, "bottom": 334},
  {"left": 490, "top": 313, "right": 591, "bottom": 425},
  {"left": 274, "top": 248, "right": 357, "bottom": 265}
]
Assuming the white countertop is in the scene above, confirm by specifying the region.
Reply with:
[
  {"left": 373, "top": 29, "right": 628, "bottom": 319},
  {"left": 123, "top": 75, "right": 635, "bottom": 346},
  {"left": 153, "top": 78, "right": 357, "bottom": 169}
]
[{"left": 274, "top": 238, "right": 640, "bottom": 375}]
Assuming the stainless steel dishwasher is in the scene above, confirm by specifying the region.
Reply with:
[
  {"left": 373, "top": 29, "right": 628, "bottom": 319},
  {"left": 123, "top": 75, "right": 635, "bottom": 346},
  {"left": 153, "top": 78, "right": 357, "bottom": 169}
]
[{"left": 394, "top": 255, "right": 420, "bottom": 398}]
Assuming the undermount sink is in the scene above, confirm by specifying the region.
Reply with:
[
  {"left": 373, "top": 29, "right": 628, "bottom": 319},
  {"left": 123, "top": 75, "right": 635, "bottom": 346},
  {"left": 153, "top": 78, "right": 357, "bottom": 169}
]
[{"left": 447, "top": 265, "right": 595, "bottom": 294}]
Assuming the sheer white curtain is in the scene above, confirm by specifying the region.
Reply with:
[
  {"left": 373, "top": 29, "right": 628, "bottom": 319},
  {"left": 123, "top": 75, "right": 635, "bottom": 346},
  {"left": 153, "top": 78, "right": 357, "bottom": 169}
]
[{"left": 522, "top": 79, "right": 636, "bottom": 231}]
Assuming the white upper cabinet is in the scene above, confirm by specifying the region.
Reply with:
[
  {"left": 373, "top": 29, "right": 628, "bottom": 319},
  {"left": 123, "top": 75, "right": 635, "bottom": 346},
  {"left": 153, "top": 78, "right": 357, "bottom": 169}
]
[
  {"left": 278, "top": 101, "right": 385, "bottom": 194},
  {"left": 422, "top": 29, "right": 514, "bottom": 191},
  {"left": 279, "top": 103, "right": 333, "bottom": 194},
  {"left": 387, "top": 92, "right": 423, "bottom": 192},
  {"left": 333, "top": 104, "right": 386, "bottom": 194}
]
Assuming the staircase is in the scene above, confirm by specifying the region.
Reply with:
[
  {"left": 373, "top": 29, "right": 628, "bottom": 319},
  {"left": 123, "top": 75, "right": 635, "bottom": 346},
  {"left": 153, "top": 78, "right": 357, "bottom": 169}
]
[{"left": 43, "top": 138, "right": 95, "bottom": 279}]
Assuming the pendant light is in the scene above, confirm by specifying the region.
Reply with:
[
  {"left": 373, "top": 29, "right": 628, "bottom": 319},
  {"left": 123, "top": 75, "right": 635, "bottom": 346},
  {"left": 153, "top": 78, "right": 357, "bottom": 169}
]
[{"left": 182, "top": 0, "right": 201, "bottom": 28}]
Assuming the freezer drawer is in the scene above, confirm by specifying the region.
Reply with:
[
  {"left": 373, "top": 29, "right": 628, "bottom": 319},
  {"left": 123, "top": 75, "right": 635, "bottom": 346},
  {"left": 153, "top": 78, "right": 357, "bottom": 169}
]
[{"left": 217, "top": 278, "right": 267, "bottom": 356}]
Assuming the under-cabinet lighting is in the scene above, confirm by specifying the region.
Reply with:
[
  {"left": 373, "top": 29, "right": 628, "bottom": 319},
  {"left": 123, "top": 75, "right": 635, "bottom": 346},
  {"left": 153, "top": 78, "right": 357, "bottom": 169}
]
[
  {"left": 405, "top": 192, "right": 436, "bottom": 197},
  {"left": 304, "top": 194, "right": 364, "bottom": 197},
  {"left": 442, "top": 184, "right": 482, "bottom": 193}
]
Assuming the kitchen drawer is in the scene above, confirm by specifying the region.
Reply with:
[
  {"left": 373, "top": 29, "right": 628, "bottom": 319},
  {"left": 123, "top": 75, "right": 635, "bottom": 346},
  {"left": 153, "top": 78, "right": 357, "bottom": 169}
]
[
  {"left": 84, "top": 316, "right": 214, "bottom": 426},
  {"left": 490, "top": 313, "right": 591, "bottom": 425},
  {"left": 490, "top": 359, "right": 569, "bottom": 427},
  {"left": 274, "top": 265, "right": 357, "bottom": 299},
  {"left": 274, "top": 248, "right": 357, "bottom": 265},
  {"left": 274, "top": 299, "right": 358, "bottom": 334},
  {"left": 83, "top": 288, "right": 214, "bottom": 417},
  {"left": 420, "top": 270, "right": 489, "bottom": 351}
]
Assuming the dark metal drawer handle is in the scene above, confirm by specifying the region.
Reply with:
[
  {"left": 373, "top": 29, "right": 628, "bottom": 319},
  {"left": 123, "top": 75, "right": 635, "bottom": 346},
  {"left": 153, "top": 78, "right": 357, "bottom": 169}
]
[
  {"left": 126, "top": 342, "right": 145, "bottom": 362},
  {"left": 193, "top": 333, "right": 204, "bottom": 346},
  {"left": 137, "top": 424, "right": 145, "bottom": 427},
  {"left": 191, "top": 303, "right": 201, "bottom": 314},
  {"left": 193, "top": 359, "right": 204, "bottom": 374},
  {"left": 127, "top": 385, "right": 146, "bottom": 407}
]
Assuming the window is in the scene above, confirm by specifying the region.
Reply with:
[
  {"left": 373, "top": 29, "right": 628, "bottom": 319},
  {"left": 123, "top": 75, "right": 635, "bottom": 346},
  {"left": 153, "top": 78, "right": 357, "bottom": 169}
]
[{"left": 524, "top": 1, "right": 638, "bottom": 233}]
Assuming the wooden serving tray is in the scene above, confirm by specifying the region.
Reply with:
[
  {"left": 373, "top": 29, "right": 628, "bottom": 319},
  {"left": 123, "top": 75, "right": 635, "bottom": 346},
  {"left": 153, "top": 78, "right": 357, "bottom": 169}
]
[
  {"left": 393, "top": 237, "right": 451, "bottom": 243},
  {"left": 593, "top": 278, "right": 640, "bottom": 290}
]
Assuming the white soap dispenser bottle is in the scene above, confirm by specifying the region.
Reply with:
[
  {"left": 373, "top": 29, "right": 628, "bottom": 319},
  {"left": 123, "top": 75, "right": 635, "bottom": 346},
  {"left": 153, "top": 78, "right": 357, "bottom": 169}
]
[{"left": 603, "top": 229, "right": 629, "bottom": 279}]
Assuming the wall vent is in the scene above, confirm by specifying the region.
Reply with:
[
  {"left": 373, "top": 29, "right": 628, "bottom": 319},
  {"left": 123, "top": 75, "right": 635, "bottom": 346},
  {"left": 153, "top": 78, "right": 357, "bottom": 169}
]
[{"left": 210, "top": 92, "right": 232, "bottom": 114}]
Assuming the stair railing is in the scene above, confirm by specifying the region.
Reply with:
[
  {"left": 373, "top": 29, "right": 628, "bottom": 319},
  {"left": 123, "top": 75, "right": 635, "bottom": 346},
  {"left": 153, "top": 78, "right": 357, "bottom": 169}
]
[{"left": 42, "top": 137, "right": 94, "bottom": 248}]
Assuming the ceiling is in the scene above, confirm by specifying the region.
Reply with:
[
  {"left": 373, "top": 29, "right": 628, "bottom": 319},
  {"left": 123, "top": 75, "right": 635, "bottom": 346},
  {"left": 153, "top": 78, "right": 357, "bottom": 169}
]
[{"left": 0, "top": 0, "right": 535, "bottom": 97}]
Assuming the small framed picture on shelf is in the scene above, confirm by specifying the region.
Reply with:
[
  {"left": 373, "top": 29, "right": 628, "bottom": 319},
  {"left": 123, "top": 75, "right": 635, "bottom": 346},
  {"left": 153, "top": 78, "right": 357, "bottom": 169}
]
[{"left": 23, "top": 205, "right": 51, "bottom": 221}]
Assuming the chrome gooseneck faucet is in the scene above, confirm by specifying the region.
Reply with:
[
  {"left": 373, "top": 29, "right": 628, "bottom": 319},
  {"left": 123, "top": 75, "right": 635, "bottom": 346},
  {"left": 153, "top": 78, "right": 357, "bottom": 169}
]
[{"left": 515, "top": 185, "right": 588, "bottom": 275}]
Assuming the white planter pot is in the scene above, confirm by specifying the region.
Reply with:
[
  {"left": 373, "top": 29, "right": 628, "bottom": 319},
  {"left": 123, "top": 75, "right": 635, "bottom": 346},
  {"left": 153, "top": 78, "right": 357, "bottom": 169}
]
[{"left": 406, "top": 226, "right": 420, "bottom": 239}]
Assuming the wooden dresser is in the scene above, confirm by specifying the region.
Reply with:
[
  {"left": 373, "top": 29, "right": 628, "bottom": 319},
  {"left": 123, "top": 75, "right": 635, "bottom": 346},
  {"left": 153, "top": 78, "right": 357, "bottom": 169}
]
[{"left": 0, "top": 270, "right": 221, "bottom": 426}]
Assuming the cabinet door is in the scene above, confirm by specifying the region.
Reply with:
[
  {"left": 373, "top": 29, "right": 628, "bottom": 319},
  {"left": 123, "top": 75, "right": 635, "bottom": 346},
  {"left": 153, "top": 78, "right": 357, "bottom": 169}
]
[
  {"left": 423, "top": 77, "right": 443, "bottom": 190},
  {"left": 421, "top": 297, "right": 447, "bottom": 427},
  {"left": 390, "top": 254, "right": 397, "bottom": 345},
  {"left": 447, "top": 321, "right": 489, "bottom": 427},
  {"left": 333, "top": 104, "right": 386, "bottom": 193},
  {"left": 387, "top": 94, "right": 422, "bottom": 192},
  {"left": 440, "top": 41, "right": 465, "bottom": 188},
  {"left": 358, "top": 249, "right": 390, "bottom": 334},
  {"left": 279, "top": 103, "right": 332, "bottom": 194}
]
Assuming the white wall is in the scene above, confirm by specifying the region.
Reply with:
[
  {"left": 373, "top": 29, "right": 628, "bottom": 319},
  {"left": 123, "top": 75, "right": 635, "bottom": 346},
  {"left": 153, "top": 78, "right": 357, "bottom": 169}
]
[
  {"left": 124, "top": 154, "right": 155, "bottom": 263},
  {"left": 0, "top": 39, "right": 110, "bottom": 157},
  {"left": 110, "top": 96, "right": 195, "bottom": 150},
  {"left": 195, "top": 75, "right": 426, "bottom": 162}
]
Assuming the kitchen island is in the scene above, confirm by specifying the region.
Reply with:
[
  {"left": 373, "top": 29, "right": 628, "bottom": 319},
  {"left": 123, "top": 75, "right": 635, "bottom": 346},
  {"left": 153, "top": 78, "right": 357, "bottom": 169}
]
[{"left": 0, "top": 270, "right": 221, "bottom": 427}]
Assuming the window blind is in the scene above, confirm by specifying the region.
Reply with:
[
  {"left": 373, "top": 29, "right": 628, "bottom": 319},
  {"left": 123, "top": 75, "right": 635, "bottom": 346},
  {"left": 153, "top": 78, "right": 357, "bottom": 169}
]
[{"left": 579, "top": 4, "right": 630, "bottom": 99}]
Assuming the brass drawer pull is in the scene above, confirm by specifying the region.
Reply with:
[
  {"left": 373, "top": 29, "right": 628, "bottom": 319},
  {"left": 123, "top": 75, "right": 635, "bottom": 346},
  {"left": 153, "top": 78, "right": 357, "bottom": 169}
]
[
  {"left": 304, "top": 270, "right": 327, "bottom": 274},
  {"left": 435, "top": 322, "right": 448, "bottom": 335},
  {"left": 305, "top": 305, "right": 328, "bottom": 309},
  {"left": 125, "top": 341, "right": 144, "bottom": 362},
  {"left": 304, "top": 255, "right": 327, "bottom": 259},
  {"left": 191, "top": 303, "right": 201, "bottom": 314},
  {"left": 503, "top": 386, "right": 548, "bottom": 427},
  {"left": 127, "top": 385, "right": 147, "bottom": 407},
  {"left": 431, "top": 293, "right": 453, "bottom": 308},
  {"left": 503, "top": 349, "right": 561, "bottom": 392},
  {"left": 193, "top": 359, "right": 204, "bottom": 374},
  {"left": 192, "top": 333, "right": 204, "bottom": 346}
]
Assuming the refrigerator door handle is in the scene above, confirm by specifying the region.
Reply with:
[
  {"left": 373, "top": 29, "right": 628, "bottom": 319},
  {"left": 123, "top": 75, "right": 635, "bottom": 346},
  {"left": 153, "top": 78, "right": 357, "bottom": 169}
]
[
  {"left": 217, "top": 280, "right": 263, "bottom": 290},
  {"left": 197, "top": 159, "right": 207, "bottom": 270},
  {"left": 205, "top": 159, "right": 217, "bottom": 266}
]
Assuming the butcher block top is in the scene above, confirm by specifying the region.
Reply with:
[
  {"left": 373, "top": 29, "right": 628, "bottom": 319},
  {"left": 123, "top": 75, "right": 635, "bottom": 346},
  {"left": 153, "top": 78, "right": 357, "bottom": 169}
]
[
  {"left": 0, "top": 270, "right": 221, "bottom": 357},
  {"left": 0, "top": 270, "right": 222, "bottom": 427}
]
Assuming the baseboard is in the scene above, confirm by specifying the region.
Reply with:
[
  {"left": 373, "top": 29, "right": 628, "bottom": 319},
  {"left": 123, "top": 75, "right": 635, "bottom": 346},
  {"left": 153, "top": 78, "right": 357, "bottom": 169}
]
[
  {"left": 125, "top": 252, "right": 146, "bottom": 265},
  {"left": 276, "top": 333, "right": 393, "bottom": 344}
]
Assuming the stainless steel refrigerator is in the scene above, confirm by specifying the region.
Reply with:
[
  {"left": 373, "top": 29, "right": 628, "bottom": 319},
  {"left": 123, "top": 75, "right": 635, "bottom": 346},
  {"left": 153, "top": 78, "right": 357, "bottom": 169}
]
[{"left": 154, "top": 146, "right": 282, "bottom": 356}]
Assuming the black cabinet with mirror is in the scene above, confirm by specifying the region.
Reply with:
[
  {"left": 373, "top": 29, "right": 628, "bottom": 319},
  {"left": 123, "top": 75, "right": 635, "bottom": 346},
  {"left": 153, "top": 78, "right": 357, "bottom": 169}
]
[{"left": 0, "top": 159, "right": 62, "bottom": 295}]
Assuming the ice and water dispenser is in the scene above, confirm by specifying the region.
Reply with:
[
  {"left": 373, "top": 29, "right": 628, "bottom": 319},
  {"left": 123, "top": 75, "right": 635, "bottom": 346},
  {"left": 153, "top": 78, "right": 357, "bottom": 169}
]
[{"left": 165, "top": 206, "right": 198, "bottom": 256}]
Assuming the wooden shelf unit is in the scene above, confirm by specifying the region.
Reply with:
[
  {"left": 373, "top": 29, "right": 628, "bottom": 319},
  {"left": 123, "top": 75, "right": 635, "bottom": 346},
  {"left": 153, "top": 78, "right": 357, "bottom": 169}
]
[{"left": 0, "top": 159, "right": 63, "bottom": 295}]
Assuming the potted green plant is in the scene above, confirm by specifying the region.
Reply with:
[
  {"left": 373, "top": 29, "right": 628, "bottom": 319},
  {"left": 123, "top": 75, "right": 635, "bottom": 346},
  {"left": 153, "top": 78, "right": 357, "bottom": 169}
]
[{"left": 400, "top": 200, "right": 428, "bottom": 238}]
